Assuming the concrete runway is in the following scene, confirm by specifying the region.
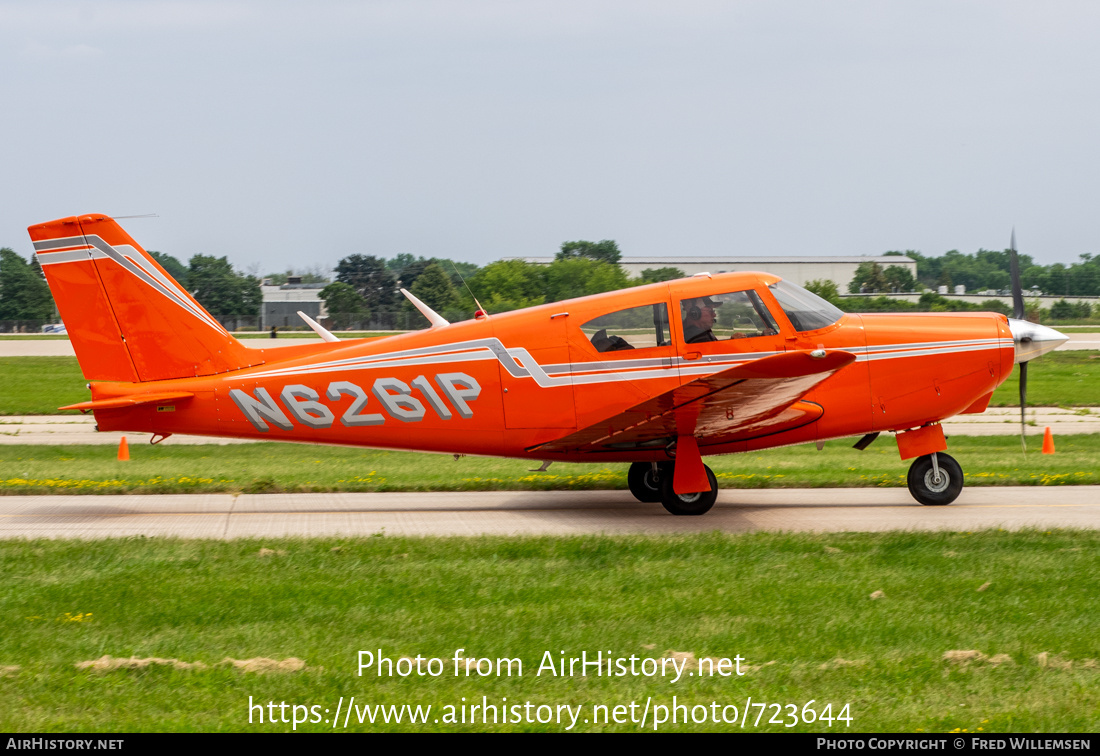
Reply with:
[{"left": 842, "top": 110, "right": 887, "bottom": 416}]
[{"left": 1, "top": 487, "right": 1097, "bottom": 539}]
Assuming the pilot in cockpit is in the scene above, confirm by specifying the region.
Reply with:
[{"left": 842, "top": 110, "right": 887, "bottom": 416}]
[{"left": 682, "top": 297, "right": 720, "bottom": 343}]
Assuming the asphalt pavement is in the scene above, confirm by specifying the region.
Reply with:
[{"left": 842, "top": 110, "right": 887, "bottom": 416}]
[{"left": 1, "top": 487, "right": 1096, "bottom": 539}]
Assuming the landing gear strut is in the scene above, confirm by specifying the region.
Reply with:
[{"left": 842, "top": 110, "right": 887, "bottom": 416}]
[
  {"left": 661, "top": 464, "right": 719, "bottom": 516},
  {"left": 906, "top": 452, "right": 963, "bottom": 506},
  {"left": 628, "top": 461, "right": 720, "bottom": 515}
]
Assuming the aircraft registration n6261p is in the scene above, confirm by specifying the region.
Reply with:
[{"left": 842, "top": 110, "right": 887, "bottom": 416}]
[{"left": 29, "top": 214, "right": 1068, "bottom": 515}]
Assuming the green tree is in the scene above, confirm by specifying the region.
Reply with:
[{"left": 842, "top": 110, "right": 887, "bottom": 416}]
[
  {"left": 638, "top": 267, "right": 685, "bottom": 283},
  {"left": 467, "top": 260, "right": 547, "bottom": 313},
  {"left": 0, "top": 248, "right": 55, "bottom": 321},
  {"left": 335, "top": 254, "right": 397, "bottom": 309},
  {"left": 262, "top": 268, "right": 330, "bottom": 286},
  {"left": 187, "top": 255, "right": 261, "bottom": 318},
  {"left": 408, "top": 263, "right": 458, "bottom": 312},
  {"left": 319, "top": 282, "right": 368, "bottom": 329},
  {"left": 149, "top": 250, "right": 189, "bottom": 288},
  {"left": 544, "top": 257, "right": 630, "bottom": 302},
  {"left": 803, "top": 279, "right": 841, "bottom": 306},
  {"left": 848, "top": 262, "right": 888, "bottom": 293},
  {"left": 883, "top": 265, "right": 917, "bottom": 292},
  {"left": 432, "top": 258, "right": 479, "bottom": 289},
  {"left": 556, "top": 239, "right": 622, "bottom": 264}
]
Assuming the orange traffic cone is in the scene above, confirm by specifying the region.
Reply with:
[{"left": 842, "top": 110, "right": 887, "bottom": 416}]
[
  {"left": 1041, "top": 427, "right": 1055, "bottom": 455},
  {"left": 117, "top": 436, "right": 130, "bottom": 461}
]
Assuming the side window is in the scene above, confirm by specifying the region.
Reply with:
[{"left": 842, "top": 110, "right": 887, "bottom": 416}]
[
  {"left": 581, "top": 303, "right": 671, "bottom": 353},
  {"left": 679, "top": 290, "right": 779, "bottom": 344}
]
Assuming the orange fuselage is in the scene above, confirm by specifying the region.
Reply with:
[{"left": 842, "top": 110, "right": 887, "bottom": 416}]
[{"left": 84, "top": 273, "right": 1015, "bottom": 463}]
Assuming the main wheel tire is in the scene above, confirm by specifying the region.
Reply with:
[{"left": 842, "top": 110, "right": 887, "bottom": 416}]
[
  {"left": 906, "top": 453, "right": 963, "bottom": 506},
  {"left": 627, "top": 462, "right": 669, "bottom": 503},
  {"left": 660, "top": 465, "right": 718, "bottom": 516}
]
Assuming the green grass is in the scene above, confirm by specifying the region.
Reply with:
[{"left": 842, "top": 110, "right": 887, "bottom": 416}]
[
  {"left": 989, "top": 351, "right": 1100, "bottom": 407},
  {"left": 0, "top": 334, "right": 71, "bottom": 340},
  {"left": 0, "top": 357, "right": 87, "bottom": 414},
  {"left": 0, "top": 531, "right": 1097, "bottom": 732},
  {"left": 1, "top": 434, "right": 1097, "bottom": 495}
]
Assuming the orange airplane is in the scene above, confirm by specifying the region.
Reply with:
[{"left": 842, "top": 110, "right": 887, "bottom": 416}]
[{"left": 29, "top": 214, "right": 1067, "bottom": 515}]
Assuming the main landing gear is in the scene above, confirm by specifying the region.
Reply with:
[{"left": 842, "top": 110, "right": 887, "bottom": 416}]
[
  {"left": 627, "top": 461, "right": 719, "bottom": 516},
  {"left": 906, "top": 452, "right": 963, "bottom": 506}
]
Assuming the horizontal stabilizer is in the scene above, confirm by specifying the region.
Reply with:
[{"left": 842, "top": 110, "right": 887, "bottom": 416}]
[{"left": 60, "top": 391, "right": 195, "bottom": 412}]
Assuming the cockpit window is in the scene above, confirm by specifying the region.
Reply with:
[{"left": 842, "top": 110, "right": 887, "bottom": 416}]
[
  {"left": 768, "top": 280, "right": 844, "bottom": 332},
  {"left": 678, "top": 290, "right": 779, "bottom": 344},
  {"left": 581, "top": 303, "right": 671, "bottom": 353}
]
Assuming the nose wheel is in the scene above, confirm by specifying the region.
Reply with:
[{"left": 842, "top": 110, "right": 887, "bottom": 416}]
[{"left": 906, "top": 452, "right": 963, "bottom": 506}]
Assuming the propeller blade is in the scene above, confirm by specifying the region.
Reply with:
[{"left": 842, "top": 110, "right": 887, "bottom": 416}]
[
  {"left": 1019, "top": 360, "right": 1028, "bottom": 453},
  {"left": 1009, "top": 228, "right": 1025, "bottom": 320}
]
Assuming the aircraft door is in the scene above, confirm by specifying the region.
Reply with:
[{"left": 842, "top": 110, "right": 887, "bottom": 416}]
[
  {"left": 496, "top": 314, "right": 576, "bottom": 429},
  {"left": 567, "top": 300, "right": 679, "bottom": 430},
  {"left": 673, "top": 288, "right": 785, "bottom": 384}
]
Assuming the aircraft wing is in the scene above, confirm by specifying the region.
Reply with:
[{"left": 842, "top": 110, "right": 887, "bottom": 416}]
[{"left": 530, "top": 350, "right": 856, "bottom": 454}]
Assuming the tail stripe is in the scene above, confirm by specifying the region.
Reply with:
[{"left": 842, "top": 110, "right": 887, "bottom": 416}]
[
  {"left": 30, "top": 213, "right": 263, "bottom": 382},
  {"left": 35, "top": 246, "right": 97, "bottom": 264},
  {"left": 38, "top": 233, "right": 227, "bottom": 336},
  {"left": 32, "top": 235, "right": 89, "bottom": 252}
]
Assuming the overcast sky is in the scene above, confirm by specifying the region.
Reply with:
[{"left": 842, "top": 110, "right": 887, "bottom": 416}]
[{"left": 3, "top": 1, "right": 1099, "bottom": 273}]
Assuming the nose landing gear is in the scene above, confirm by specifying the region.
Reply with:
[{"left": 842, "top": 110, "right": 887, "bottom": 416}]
[{"left": 906, "top": 452, "right": 963, "bottom": 506}]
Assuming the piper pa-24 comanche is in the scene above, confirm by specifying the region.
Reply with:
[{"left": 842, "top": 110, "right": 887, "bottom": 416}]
[{"left": 29, "top": 214, "right": 1067, "bottom": 515}]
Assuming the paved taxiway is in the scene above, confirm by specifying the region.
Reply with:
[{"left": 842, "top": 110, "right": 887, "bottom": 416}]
[{"left": 1, "top": 487, "right": 1096, "bottom": 539}]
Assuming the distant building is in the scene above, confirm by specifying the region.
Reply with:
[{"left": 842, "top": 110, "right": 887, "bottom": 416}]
[
  {"left": 510, "top": 255, "right": 918, "bottom": 291},
  {"left": 261, "top": 278, "right": 327, "bottom": 329}
]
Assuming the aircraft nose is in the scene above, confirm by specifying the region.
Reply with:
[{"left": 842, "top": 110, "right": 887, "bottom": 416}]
[{"left": 1008, "top": 318, "right": 1069, "bottom": 364}]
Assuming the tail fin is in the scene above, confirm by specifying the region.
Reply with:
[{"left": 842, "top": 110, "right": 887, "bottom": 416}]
[{"left": 28, "top": 214, "right": 263, "bottom": 382}]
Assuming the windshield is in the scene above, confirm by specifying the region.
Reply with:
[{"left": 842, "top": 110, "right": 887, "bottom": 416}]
[{"left": 768, "top": 280, "right": 844, "bottom": 332}]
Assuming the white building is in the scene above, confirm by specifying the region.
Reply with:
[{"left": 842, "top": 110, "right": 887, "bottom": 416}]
[
  {"left": 261, "top": 280, "right": 327, "bottom": 329},
  {"left": 511, "top": 255, "right": 918, "bottom": 291}
]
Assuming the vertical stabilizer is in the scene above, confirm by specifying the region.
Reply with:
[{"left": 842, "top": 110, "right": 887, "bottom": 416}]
[{"left": 28, "top": 214, "right": 263, "bottom": 382}]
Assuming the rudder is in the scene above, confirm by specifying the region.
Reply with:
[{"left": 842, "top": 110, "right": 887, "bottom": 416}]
[{"left": 29, "top": 214, "right": 263, "bottom": 382}]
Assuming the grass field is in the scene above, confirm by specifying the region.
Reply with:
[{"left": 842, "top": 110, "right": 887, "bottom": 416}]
[
  {"left": 3, "top": 351, "right": 1099, "bottom": 417},
  {"left": 989, "top": 351, "right": 1100, "bottom": 407},
  {"left": 0, "top": 531, "right": 1096, "bottom": 732},
  {"left": 1, "top": 435, "right": 1096, "bottom": 495},
  {"left": 0, "top": 357, "right": 87, "bottom": 415}
]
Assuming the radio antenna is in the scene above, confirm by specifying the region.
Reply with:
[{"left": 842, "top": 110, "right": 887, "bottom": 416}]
[{"left": 448, "top": 260, "right": 488, "bottom": 317}]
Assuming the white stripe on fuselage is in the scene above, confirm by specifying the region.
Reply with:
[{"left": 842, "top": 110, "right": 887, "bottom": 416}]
[{"left": 239, "top": 336, "right": 1014, "bottom": 387}]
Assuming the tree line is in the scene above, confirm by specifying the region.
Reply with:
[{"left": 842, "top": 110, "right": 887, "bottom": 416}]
[
  {"left": 317, "top": 240, "right": 688, "bottom": 328},
  {"left": 3, "top": 240, "right": 1099, "bottom": 327},
  {"left": 850, "top": 248, "right": 1100, "bottom": 297}
]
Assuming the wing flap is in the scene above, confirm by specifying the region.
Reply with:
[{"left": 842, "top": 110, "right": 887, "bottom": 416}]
[{"left": 530, "top": 350, "right": 854, "bottom": 453}]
